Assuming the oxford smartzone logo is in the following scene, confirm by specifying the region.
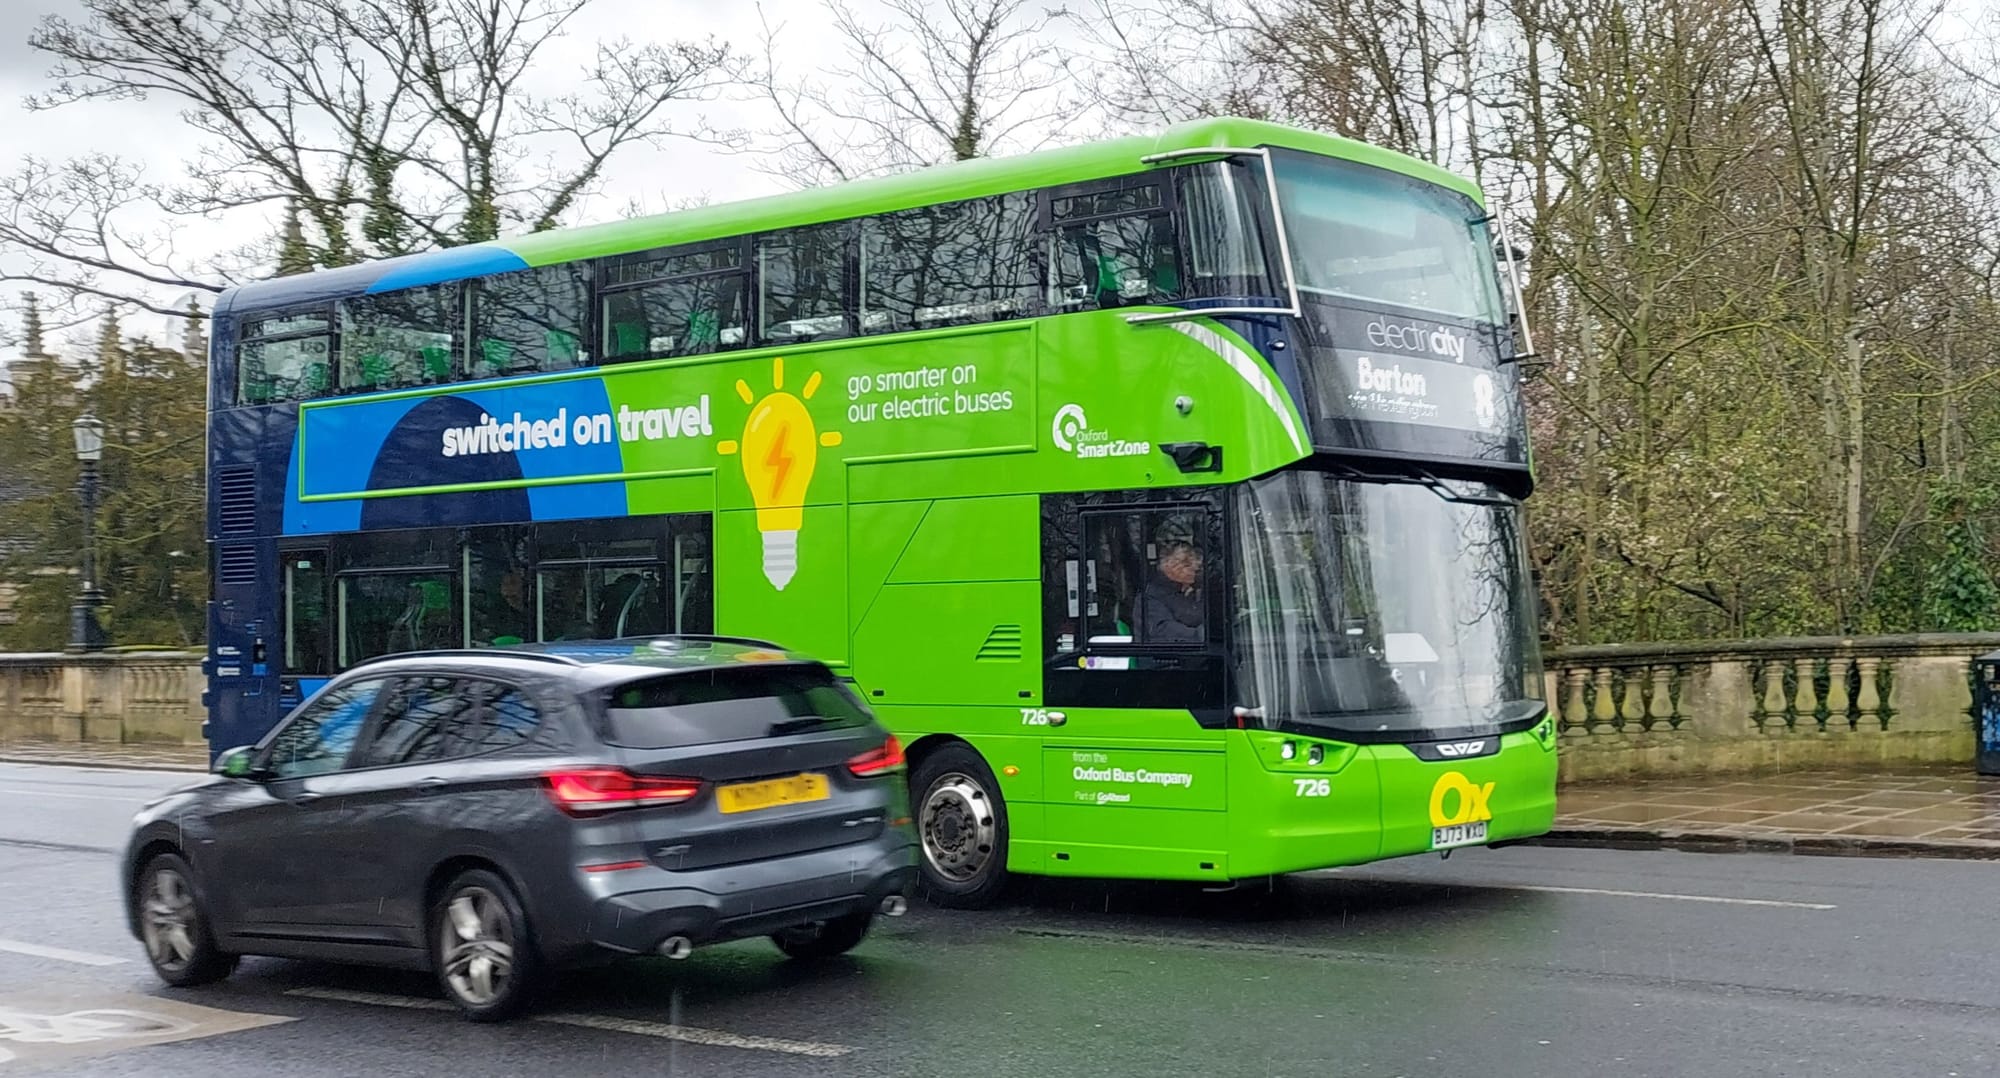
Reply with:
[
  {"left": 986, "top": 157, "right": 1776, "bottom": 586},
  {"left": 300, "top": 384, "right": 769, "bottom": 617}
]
[
  {"left": 1051, "top": 403, "right": 1149, "bottom": 460},
  {"left": 1052, "top": 403, "right": 1087, "bottom": 452}
]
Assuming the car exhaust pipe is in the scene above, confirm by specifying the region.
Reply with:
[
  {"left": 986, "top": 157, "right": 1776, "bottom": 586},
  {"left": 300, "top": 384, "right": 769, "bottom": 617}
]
[
  {"left": 880, "top": 895, "right": 908, "bottom": 917},
  {"left": 658, "top": 936, "right": 693, "bottom": 959}
]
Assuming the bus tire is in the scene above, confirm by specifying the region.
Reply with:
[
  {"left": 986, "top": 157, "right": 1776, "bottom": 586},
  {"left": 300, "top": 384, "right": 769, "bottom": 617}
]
[{"left": 911, "top": 743, "right": 1009, "bottom": 909}]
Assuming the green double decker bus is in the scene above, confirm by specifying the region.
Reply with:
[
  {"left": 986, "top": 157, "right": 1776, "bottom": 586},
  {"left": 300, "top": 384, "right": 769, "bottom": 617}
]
[{"left": 203, "top": 117, "right": 1555, "bottom": 906}]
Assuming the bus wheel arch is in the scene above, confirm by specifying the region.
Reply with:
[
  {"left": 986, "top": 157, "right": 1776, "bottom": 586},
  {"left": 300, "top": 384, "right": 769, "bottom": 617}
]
[{"left": 904, "top": 736, "right": 1010, "bottom": 910}]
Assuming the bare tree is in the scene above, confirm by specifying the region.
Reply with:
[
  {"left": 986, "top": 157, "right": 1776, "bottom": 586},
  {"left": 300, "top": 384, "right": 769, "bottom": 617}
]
[
  {"left": 2, "top": 0, "right": 738, "bottom": 318},
  {"left": 1058, "top": 0, "right": 1269, "bottom": 129},
  {"left": 1070, "top": 0, "right": 1498, "bottom": 177},
  {"left": 750, "top": 0, "right": 1078, "bottom": 186}
]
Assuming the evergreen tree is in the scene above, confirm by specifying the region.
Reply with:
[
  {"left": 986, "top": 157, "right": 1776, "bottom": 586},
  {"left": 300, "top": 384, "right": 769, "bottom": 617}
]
[{"left": 0, "top": 310, "right": 206, "bottom": 649}]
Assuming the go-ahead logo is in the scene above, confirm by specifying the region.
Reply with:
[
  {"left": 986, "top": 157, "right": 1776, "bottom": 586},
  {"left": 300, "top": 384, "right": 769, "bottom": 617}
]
[{"left": 1428, "top": 770, "right": 1495, "bottom": 828}]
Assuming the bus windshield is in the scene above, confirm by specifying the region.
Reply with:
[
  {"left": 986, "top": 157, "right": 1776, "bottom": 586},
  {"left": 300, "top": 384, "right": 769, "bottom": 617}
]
[
  {"left": 1230, "top": 471, "right": 1543, "bottom": 740},
  {"left": 1272, "top": 151, "right": 1507, "bottom": 325}
]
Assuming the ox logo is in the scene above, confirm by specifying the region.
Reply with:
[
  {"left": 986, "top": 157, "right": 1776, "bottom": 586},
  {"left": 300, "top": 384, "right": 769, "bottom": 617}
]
[
  {"left": 1435, "top": 739, "right": 1487, "bottom": 758},
  {"left": 1428, "top": 771, "right": 1496, "bottom": 829}
]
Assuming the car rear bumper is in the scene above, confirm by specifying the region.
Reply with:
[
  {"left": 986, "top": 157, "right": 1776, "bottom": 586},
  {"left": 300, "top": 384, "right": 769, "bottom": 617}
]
[{"left": 579, "top": 838, "right": 918, "bottom": 957}]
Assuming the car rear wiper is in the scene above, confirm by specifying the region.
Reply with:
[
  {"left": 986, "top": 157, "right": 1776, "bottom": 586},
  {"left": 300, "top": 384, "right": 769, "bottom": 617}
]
[{"left": 768, "top": 716, "right": 835, "bottom": 736}]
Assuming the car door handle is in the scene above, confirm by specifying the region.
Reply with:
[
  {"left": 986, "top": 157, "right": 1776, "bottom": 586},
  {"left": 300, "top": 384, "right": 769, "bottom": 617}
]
[
  {"left": 413, "top": 777, "right": 448, "bottom": 795},
  {"left": 290, "top": 792, "right": 324, "bottom": 806}
]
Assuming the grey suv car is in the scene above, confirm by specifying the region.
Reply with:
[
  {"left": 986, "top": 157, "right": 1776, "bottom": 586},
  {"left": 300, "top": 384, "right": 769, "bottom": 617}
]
[{"left": 121, "top": 637, "right": 918, "bottom": 1020}]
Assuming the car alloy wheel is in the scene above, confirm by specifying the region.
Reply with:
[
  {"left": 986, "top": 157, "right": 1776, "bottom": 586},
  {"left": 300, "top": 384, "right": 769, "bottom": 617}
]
[
  {"left": 431, "top": 868, "right": 536, "bottom": 1021},
  {"left": 135, "top": 853, "right": 235, "bottom": 986}
]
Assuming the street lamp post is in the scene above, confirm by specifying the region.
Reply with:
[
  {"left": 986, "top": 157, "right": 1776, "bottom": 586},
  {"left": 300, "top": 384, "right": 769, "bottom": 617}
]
[{"left": 67, "top": 413, "right": 108, "bottom": 653}]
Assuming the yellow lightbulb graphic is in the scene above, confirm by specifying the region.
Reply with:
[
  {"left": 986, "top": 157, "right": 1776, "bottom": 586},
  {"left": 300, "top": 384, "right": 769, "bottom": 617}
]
[{"left": 717, "top": 357, "right": 842, "bottom": 591}]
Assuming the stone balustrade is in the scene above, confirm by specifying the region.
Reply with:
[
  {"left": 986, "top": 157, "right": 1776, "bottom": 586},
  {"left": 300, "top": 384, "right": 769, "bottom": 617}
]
[
  {"left": 0, "top": 651, "right": 204, "bottom": 748},
  {"left": 1545, "top": 634, "right": 2000, "bottom": 781},
  {"left": 5, "top": 636, "right": 2000, "bottom": 780}
]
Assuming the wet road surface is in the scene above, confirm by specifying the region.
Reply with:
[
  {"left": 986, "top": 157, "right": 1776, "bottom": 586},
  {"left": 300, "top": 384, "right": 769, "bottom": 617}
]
[{"left": 0, "top": 760, "right": 1994, "bottom": 1076}]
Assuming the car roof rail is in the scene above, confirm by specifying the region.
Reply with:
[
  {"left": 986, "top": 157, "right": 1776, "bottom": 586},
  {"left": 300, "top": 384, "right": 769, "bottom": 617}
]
[
  {"left": 343, "top": 648, "right": 585, "bottom": 670},
  {"left": 608, "top": 634, "right": 788, "bottom": 651}
]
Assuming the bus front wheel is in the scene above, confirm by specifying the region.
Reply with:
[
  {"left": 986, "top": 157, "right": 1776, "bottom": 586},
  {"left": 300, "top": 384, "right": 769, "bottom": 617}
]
[{"left": 911, "top": 743, "right": 1009, "bottom": 909}]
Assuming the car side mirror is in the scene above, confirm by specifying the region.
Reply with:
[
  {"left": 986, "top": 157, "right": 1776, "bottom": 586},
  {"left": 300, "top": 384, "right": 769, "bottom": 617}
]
[{"left": 214, "top": 746, "right": 261, "bottom": 780}]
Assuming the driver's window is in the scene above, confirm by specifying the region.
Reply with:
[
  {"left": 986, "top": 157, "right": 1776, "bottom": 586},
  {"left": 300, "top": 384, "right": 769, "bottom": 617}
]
[
  {"left": 1040, "top": 494, "right": 1220, "bottom": 665},
  {"left": 1040, "top": 492, "right": 1230, "bottom": 715},
  {"left": 1081, "top": 509, "right": 1211, "bottom": 649},
  {"left": 263, "top": 677, "right": 388, "bottom": 780}
]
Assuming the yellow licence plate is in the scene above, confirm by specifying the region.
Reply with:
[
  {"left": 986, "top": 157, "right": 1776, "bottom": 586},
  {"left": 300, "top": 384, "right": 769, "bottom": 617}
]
[{"left": 716, "top": 772, "right": 830, "bottom": 814}]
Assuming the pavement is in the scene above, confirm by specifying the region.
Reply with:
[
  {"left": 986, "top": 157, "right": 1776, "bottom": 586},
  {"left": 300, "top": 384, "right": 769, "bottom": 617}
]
[
  {"left": 1547, "top": 767, "right": 2000, "bottom": 859},
  {"left": 0, "top": 740, "right": 208, "bottom": 773},
  {"left": 4, "top": 761, "right": 2000, "bottom": 1076}
]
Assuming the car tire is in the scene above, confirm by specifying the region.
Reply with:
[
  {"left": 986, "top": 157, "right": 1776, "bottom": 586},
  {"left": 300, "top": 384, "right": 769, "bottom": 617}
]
[
  {"left": 429, "top": 868, "right": 538, "bottom": 1022},
  {"left": 135, "top": 852, "right": 236, "bottom": 987},
  {"left": 771, "top": 911, "right": 873, "bottom": 960},
  {"left": 910, "top": 742, "right": 1009, "bottom": 909}
]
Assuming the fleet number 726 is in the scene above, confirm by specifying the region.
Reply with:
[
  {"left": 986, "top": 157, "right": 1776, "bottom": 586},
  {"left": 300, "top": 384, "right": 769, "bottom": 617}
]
[{"left": 1293, "top": 778, "right": 1331, "bottom": 797}]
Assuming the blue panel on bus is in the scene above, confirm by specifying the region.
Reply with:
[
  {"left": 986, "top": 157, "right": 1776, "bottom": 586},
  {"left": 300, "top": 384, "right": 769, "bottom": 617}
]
[
  {"left": 365, "top": 245, "right": 528, "bottom": 293},
  {"left": 285, "top": 377, "right": 629, "bottom": 534}
]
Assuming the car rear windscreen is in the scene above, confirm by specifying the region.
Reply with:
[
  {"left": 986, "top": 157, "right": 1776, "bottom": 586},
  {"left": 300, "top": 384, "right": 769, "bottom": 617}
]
[{"left": 600, "top": 664, "right": 874, "bottom": 748}]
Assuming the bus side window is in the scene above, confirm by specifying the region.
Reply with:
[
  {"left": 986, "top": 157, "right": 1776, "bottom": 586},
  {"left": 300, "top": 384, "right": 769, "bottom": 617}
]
[
  {"left": 1049, "top": 183, "right": 1182, "bottom": 311},
  {"left": 472, "top": 265, "right": 588, "bottom": 377},
  {"left": 236, "top": 308, "right": 332, "bottom": 405},
  {"left": 861, "top": 193, "right": 1038, "bottom": 334},
  {"left": 465, "top": 528, "right": 534, "bottom": 647},
  {"left": 337, "top": 285, "right": 461, "bottom": 391},
  {"left": 282, "top": 550, "right": 331, "bottom": 677},
  {"left": 338, "top": 571, "right": 460, "bottom": 666},
  {"left": 601, "top": 243, "right": 747, "bottom": 362},
  {"left": 759, "top": 222, "right": 854, "bottom": 344},
  {"left": 673, "top": 528, "right": 714, "bottom": 635}
]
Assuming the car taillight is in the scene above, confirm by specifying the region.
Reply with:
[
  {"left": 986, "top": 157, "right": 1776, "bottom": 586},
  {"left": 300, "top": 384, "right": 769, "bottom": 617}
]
[
  {"left": 543, "top": 768, "right": 701, "bottom": 814},
  {"left": 848, "top": 734, "right": 905, "bottom": 777}
]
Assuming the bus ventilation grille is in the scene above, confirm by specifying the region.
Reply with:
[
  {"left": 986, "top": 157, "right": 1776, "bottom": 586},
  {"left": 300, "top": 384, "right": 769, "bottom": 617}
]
[
  {"left": 217, "top": 467, "right": 257, "bottom": 537},
  {"left": 217, "top": 545, "right": 257, "bottom": 586},
  {"left": 976, "top": 625, "right": 1023, "bottom": 662}
]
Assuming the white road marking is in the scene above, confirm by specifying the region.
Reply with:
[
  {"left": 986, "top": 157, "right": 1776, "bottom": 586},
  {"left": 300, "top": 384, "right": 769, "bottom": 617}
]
[
  {"left": 287, "top": 987, "right": 857, "bottom": 1057},
  {"left": 542, "top": 1011, "right": 855, "bottom": 1058},
  {"left": 0, "top": 991, "right": 292, "bottom": 1065},
  {"left": 1500, "top": 884, "right": 1834, "bottom": 909},
  {"left": 1322, "top": 873, "right": 1835, "bottom": 910},
  {"left": 0, "top": 939, "right": 129, "bottom": 966}
]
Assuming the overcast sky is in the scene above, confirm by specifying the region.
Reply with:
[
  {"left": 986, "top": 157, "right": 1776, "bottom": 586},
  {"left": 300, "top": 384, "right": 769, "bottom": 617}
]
[{"left": 0, "top": 0, "right": 832, "bottom": 357}]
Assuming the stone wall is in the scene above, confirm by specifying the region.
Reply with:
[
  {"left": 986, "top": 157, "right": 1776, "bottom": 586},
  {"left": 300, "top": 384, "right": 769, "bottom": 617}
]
[
  {"left": 0, "top": 651, "right": 203, "bottom": 747},
  {"left": 1545, "top": 634, "right": 2000, "bottom": 782}
]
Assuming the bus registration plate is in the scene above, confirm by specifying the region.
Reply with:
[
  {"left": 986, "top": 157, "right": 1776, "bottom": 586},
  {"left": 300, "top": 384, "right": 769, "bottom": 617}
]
[
  {"left": 718, "top": 773, "right": 830, "bottom": 814},
  {"left": 1431, "top": 821, "right": 1487, "bottom": 849}
]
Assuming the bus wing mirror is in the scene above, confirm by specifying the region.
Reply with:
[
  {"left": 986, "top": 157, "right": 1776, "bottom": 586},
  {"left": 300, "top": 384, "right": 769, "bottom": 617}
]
[{"left": 1161, "top": 441, "right": 1223, "bottom": 474}]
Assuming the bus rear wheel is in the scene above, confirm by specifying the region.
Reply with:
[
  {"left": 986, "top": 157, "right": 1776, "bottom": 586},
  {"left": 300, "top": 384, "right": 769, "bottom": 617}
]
[{"left": 911, "top": 743, "right": 1009, "bottom": 909}]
